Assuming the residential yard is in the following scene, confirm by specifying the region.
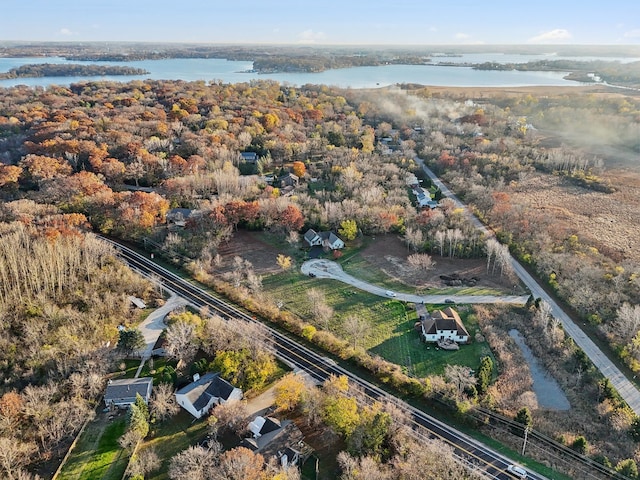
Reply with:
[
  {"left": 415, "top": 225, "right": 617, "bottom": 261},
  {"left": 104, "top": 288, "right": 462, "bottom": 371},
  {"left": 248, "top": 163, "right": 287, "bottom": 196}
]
[
  {"left": 262, "top": 268, "right": 494, "bottom": 379},
  {"left": 57, "top": 414, "right": 128, "bottom": 480},
  {"left": 138, "top": 411, "right": 210, "bottom": 480},
  {"left": 365, "top": 302, "right": 494, "bottom": 378}
]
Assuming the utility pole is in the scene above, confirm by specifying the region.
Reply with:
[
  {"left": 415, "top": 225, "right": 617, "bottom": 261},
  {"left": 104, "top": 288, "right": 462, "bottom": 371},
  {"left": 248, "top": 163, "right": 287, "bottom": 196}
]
[{"left": 522, "top": 425, "right": 530, "bottom": 456}]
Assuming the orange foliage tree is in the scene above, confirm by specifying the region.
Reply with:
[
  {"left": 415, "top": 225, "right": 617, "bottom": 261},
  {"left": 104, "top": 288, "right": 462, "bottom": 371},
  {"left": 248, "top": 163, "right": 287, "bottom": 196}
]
[{"left": 292, "top": 160, "right": 306, "bottom": 178}]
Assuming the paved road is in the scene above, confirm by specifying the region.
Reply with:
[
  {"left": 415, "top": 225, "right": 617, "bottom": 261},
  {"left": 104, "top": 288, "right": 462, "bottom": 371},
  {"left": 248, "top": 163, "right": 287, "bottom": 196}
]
[
  {"left": 111, "top": 240, "right": 548, "bottom": 480},
  {"left": 418, "top": 158, "right": 640, "bottom": 416},
  {"left": 301, "top": 259, "right": 529, "bottom": 305}
]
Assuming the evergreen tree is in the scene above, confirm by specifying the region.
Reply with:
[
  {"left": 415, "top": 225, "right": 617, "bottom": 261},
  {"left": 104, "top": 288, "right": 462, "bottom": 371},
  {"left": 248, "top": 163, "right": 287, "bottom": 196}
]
[
  {"left": 513, "top": 407, "right": 533, "bottom": 437},
  {"left": 476, "top": 356, "right": 493, "bottom": 395},
  {"left": 117, "top": 329, "right": 145, "bottom": 356}
]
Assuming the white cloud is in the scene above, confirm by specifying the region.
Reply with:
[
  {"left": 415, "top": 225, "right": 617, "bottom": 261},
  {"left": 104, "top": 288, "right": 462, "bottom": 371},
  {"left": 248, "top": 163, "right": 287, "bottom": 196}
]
[
  {"left": 429, "top": 26, "right": 438, "bottom": 32},
  {"left": 59, "top": 28, "right": 74, "bottom": 36},
  {"left": 298, "top": 29, "right": 326, "bottom": 44},
  {"left": 624, "top": 29, "right": 640, "bottom": 38},
  {"left": 528, "top": 29, "right": 572, "bottom": 43},
  {"left": 455, "top": 32, "right": 470, "bottom": 40}
]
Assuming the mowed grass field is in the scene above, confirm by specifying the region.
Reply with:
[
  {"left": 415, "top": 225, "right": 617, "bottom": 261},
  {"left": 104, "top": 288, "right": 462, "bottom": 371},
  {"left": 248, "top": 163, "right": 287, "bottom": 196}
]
[
  {"left": 57, "top": 417, "right": 128, "bottom": 480},
  {"left": 262, "top": 264, "right": 494, "bottom": 379},
  {"left": 139, "top": 411, "right": 210, "bottom": 480}
]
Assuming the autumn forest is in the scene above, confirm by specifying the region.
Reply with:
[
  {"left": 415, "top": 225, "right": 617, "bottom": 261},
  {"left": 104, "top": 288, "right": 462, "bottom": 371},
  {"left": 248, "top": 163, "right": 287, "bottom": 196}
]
[{"left": 1, "top": 73, "right": 640, "bottom": 479}]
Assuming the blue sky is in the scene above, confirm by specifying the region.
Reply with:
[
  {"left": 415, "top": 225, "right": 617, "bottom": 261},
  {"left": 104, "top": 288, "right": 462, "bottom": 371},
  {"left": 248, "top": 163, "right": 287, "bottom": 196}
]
[{"left": 3, "top": 0, "right": 639, "bottom": 45}]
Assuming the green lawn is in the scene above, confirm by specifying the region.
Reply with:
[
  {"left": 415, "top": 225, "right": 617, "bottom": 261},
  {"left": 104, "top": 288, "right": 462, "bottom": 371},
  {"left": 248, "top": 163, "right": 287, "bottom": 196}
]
[
  {"left": 262, "top": 270, "right": 495, "bottom": 379},
  {"left": 365, "top": 303, "right": 494, "bottom": 377},
  {"left": 57, "top": 417, "right": 128, "bottom": 480},
  {"left": 138, "top": 411, "right": 210, "bottom": 480}
]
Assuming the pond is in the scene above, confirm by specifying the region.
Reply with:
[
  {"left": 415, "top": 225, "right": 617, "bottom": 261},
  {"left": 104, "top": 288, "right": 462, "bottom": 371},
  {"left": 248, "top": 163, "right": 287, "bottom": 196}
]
[{"left": 509, "top": 329, "right": 570, "bottom": 410}]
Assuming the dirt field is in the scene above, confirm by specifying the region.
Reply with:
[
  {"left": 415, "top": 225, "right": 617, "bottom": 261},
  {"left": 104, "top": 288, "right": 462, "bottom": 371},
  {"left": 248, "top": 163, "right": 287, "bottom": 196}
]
[
  {"left": 216, "top": 230, "right": 285, "bottom": 275},
  {"left": 359, "top": 234, "right": 517, "bottom": 292}
]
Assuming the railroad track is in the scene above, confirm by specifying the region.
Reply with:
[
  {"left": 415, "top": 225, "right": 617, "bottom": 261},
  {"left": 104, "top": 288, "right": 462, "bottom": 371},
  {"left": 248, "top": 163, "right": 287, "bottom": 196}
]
[{"left": 106, "top": 237, "right": 557, "bottom": 479}]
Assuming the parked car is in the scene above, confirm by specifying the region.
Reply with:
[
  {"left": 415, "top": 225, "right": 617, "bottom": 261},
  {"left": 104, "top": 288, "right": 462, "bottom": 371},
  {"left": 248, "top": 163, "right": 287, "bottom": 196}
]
[
  {"left": 506, "top": 464, "right": 527, "bottom": 479},
  {"left": 444, "top": 298, "right": 455, "bottom": 304},
  {"left": 385, "top": 290, "right": 397, "bottom": 297}
]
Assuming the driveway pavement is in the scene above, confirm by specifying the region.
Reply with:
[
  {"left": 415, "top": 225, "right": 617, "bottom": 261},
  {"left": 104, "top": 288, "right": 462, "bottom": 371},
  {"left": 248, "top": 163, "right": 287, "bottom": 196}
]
[
  {"left": 134, "top": 294, "right": 188, "bottom": 378},
  {"left": 300, "top": 259, "right": 529, "bottom": 305}
]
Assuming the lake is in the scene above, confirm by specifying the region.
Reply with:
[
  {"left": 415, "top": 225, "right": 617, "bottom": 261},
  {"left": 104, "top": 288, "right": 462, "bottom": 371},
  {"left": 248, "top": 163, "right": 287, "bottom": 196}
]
[{"left": 1, "top": 52, "right": 637, "bottom": 89}]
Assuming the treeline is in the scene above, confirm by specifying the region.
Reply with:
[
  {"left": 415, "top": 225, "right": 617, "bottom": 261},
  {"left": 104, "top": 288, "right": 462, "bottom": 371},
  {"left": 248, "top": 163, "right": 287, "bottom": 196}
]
[
  {"left": 252, "top": 54, "right": 428, "bottom": 73},
  {"left": 0, "top": 63, "right": 149, "bottom": 79},
  {"left": 0, "top": 202, "right": 155, "bottom": 478},
  {"left": 473, "top": 59, "right": 640, "bottom": 86}
]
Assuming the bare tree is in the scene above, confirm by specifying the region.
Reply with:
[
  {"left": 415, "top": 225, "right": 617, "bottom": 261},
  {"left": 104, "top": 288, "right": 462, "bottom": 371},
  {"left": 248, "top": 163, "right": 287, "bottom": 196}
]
[
  {"left": 165, "top": 320, "right": 198, "bottom": 370},
  {"left": 611, "top": 303, "right": 640, "bottom": 345},
  {"left": 150, "top": 383, "right": 180, "bottom": 422},
  {"left": 210, "top": 400, "right": 248, "bottom": 436},
  {"left": 119, "top": 428, "right": 144, "bottom": 452},
  {"left": 342, "top": 315, "right": 371, "bottom": 349},
  {"left": 404, "top": 227, "right": 424, "bottom": 252},
  {"left": 0, "top": 436, "right": 37, "bottom": 480},
  {"left": 391, "top": 431, "right": 484, "bottom": 479},
  {"left": 338, "top": 452, "right": 392, "bottom": 480},
  {"left": 485, "top": 238, "right": 501, "bottom": 274},
  {"left": 444, "top": 364, "right": 476, "bottom": 399},
  {"left": 168, "top": 445, "right": 218, "bottom": 480},
  {"left": 128, "top": 447, "right": 161, "bottom": 479},
  {"left": 307, "top": 288, "right": 334, "bottom": 329},
  {"left": 286, "top": 230, "right": 300, "bottom": 247},
  {"left": 452, "top": 228, "right": 463, "bottom": 258},
  {"left": 434, "top": 230, "right": 446, "bottom": 257},
  {"left": 495, "top": 243, "right": 514, "bottom": 278},
  {"left": 407, "top": 253, "right": 435, "bottom": 271}
]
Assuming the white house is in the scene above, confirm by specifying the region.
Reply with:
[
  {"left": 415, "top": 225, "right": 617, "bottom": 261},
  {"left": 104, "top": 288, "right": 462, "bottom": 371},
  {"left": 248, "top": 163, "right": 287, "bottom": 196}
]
[
  {"left": 104, "top": 377, "right": 153, "bottom": 408},
  {"left": 412, "top": 186, "right": 437, "bottom": 209},
  {"left": 175, "top": 372, "right": 243, "bottom": 419},
  {"left": 419, "top": 307, "right": 470, "bottom": 344},
  {"left": 303, "top": 229, "right": 345, "bottom": 250}
]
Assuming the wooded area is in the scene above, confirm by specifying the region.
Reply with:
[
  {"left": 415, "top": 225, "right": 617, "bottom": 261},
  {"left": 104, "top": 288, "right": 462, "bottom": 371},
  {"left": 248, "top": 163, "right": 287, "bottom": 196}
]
[{"left": 1, "top": 75, "right": 640, "bottom": 478}]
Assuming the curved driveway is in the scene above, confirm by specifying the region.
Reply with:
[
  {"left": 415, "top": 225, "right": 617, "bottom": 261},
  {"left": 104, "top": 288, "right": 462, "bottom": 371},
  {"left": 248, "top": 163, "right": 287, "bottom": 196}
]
[
  {"left": 301, "top": 259, "right": 529, "bottom": 305},
  {"left": 418, "top": 158, "right": 640, "bottom": 416}
]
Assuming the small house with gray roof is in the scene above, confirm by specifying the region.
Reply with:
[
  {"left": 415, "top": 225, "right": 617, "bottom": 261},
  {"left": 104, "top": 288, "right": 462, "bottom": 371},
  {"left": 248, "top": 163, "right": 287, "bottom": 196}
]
[
  {"left": 241, "top": 415, "right": 309, "bottom": 468},
  {"left": 303, "top": 229, "right": 345, "bottom": 250},
  {"left": 104, "top": 377, "right": 153, "bottom": 408},
  {"left": 175, "top": 372, "right": 242, "bottom": 419}
]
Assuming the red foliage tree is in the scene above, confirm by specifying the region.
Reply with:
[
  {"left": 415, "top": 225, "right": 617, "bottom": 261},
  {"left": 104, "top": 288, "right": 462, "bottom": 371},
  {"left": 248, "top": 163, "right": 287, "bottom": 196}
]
[{"left": 277, "top": 204, "right": 305, "bottom": 232}]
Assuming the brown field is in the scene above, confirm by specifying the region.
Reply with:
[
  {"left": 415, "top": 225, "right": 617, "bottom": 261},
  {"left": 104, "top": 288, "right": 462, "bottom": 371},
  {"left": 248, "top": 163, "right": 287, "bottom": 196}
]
[
  {"left": 419, "top": 84, "right": 634, "bottom": 99},
  {"left": 359, "top": 234, "right": 517, "bottom": 291},
  {"left": 511, "top": 170, "right": 640, "bottom": 263},
  {"left": 216, "top": 230, "right": 284, "bottom": 275}
]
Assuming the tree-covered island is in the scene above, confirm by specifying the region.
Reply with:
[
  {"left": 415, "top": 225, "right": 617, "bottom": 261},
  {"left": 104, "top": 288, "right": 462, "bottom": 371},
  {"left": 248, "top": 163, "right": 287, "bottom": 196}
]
[{"left": 0, "top": 63, "right": 149, "bottom": 79}]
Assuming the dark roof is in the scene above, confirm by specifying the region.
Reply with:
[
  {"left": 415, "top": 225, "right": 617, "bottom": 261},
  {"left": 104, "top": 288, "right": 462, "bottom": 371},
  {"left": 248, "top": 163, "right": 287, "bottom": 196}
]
[
  {"left": 176, "top": 373, "right": 237, "bottom": 411},
  {"left": 260, "top": 417, "right": 281, "bottom": 435},
  {"left": 244, "top": 417, "right": 304, "bottom": 456},
  {"left": 167, "top": 208, "right": 193, "bottom": 218},
  {"left": 304, "top": 229, "right": 319, "bottom": 242},
  {"left": 104, "top": 377, "right": 153, "bottom": 404}
]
